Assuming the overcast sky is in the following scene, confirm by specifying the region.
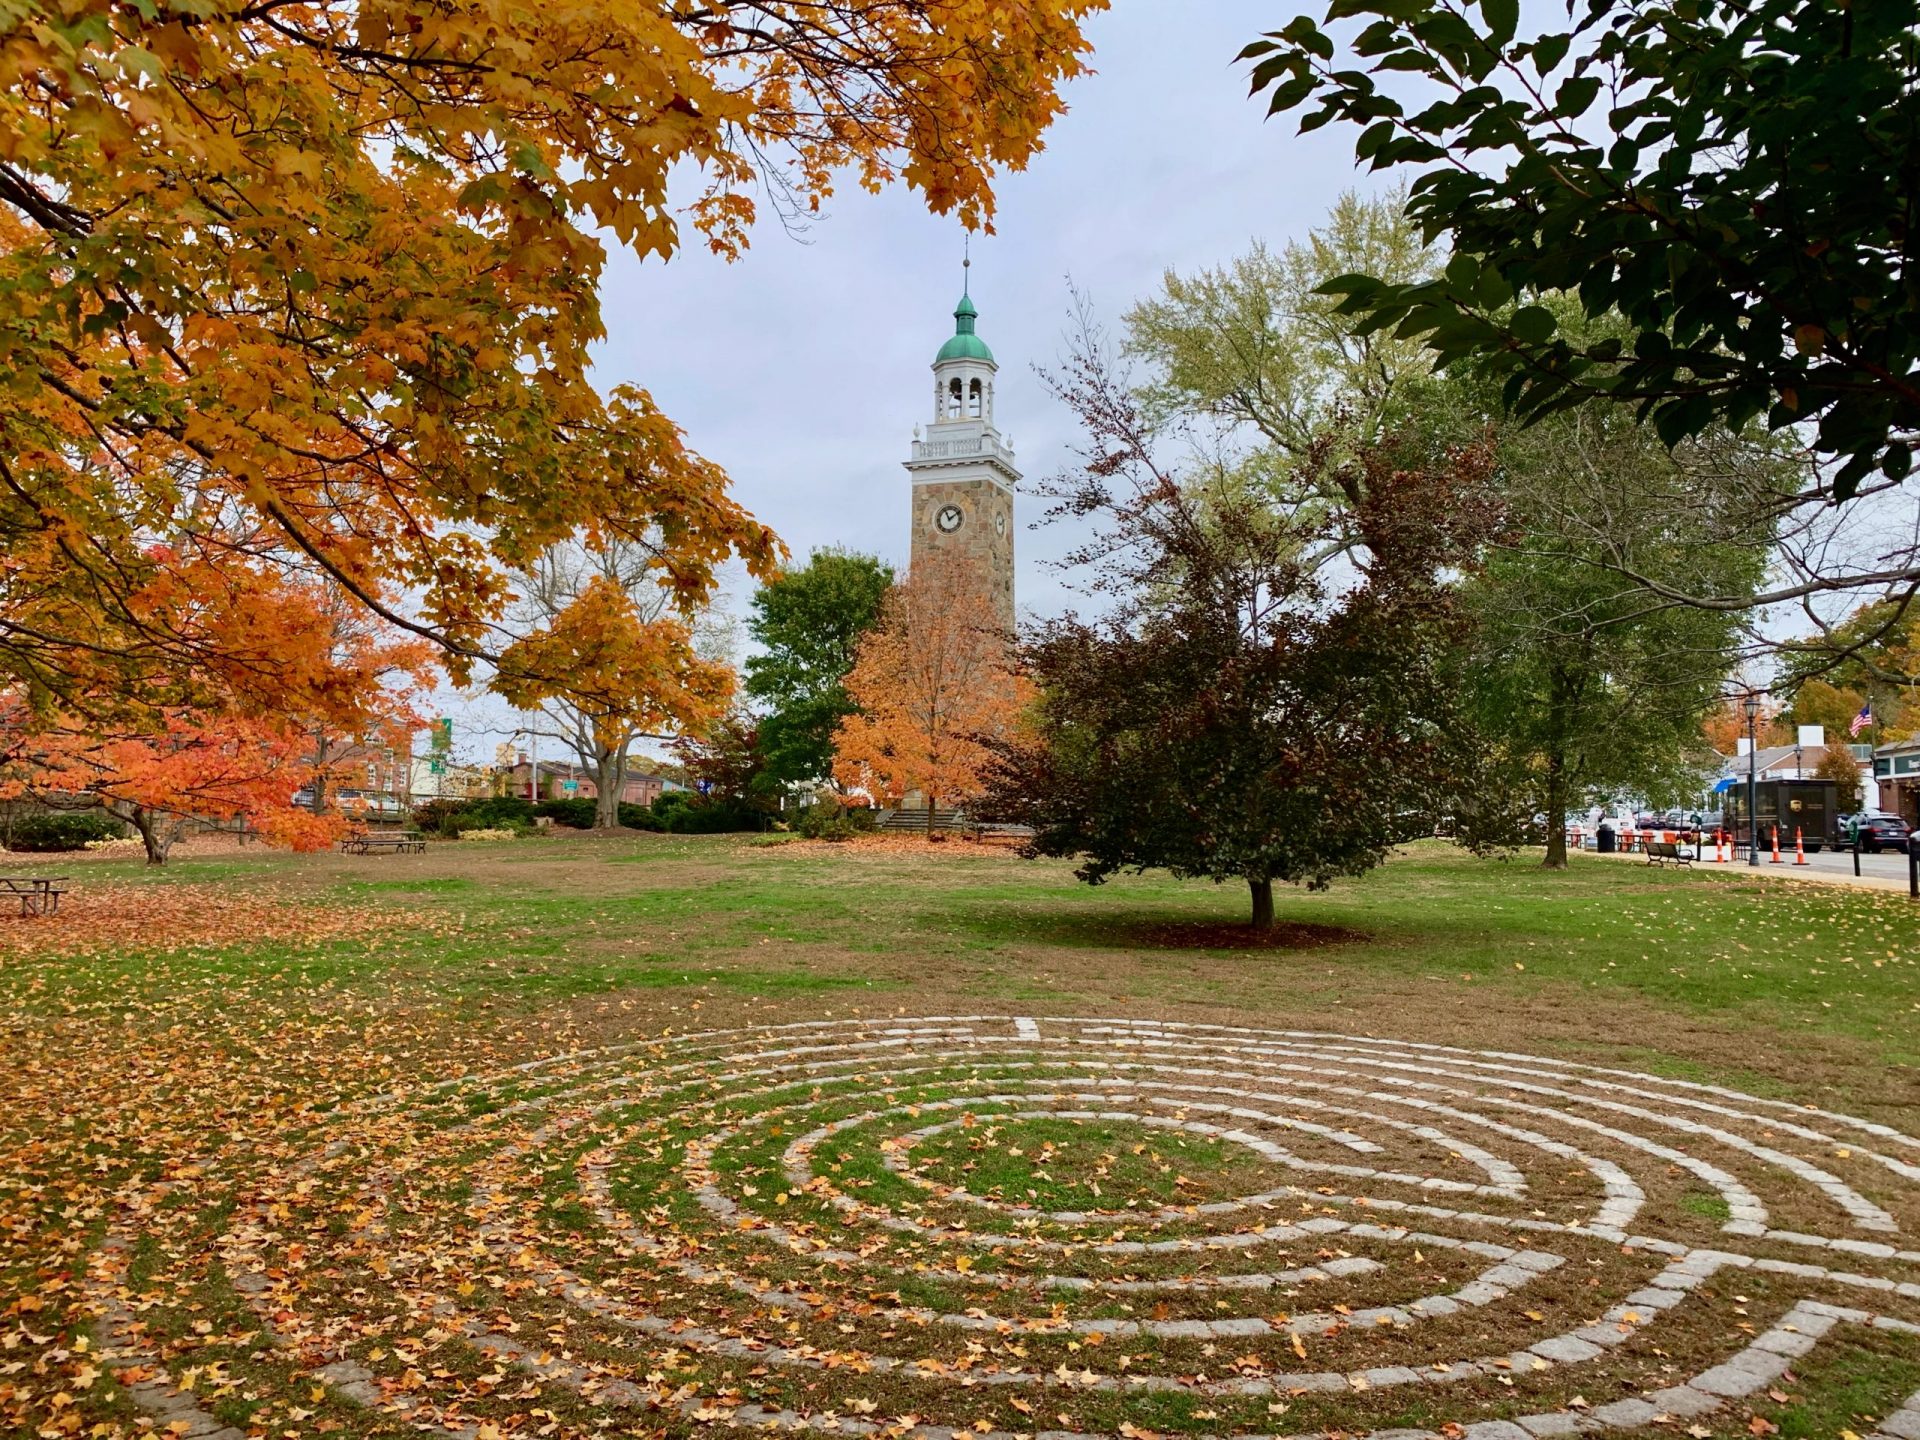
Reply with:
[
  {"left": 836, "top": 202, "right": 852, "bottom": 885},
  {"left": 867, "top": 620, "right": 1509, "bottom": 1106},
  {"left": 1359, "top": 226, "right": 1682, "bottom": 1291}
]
[{"left": 441, "top": 3, "right": 1399, "bottom": 764}]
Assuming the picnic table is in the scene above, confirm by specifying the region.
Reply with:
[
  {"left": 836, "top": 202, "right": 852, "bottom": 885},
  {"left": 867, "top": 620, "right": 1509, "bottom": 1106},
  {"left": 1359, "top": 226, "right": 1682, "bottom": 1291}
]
[
  {"left": 0, "top": 875, "right": 69, "bottom": 915},
  {"left": 338, "top": 829, "right": 427, "bottom": 855}
]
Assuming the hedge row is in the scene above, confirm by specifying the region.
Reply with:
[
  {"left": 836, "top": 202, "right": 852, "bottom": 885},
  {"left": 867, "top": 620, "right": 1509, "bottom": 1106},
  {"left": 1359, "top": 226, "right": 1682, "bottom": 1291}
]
[
  {"left": 411, "top": 791, "right": 767, "bottom": 837},
  {"left": 5, "top": 811, "right": 130, "bottom": 852}
]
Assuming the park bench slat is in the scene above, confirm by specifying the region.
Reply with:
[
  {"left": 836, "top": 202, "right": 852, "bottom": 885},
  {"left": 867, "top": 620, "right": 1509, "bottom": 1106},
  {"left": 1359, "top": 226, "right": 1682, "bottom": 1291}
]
[{"left": 1644, "top": 840, "right": 1692, "bottom": 868}]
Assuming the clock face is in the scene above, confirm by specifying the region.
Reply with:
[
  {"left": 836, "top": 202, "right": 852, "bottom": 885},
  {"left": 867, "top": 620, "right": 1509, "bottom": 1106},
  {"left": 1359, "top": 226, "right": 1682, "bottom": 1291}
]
[
  {"left": 994, "top": 511, "right": 1007, "bottom": 536},
  {"left": 936, "top": 504, "right": 964, "bottom": 533}
]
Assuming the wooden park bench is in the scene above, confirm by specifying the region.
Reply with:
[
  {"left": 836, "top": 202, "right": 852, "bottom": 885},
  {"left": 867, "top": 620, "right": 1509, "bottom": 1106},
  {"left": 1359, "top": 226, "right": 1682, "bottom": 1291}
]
[
  {"left": 0, "top": 875, "right": 69, "bottom": 916},
  {"left": 1644, "top": 839, "right": 1693, "bottom": 868},
  {"left": 338, "top": 829, "right": 426, "bottom": 855}
]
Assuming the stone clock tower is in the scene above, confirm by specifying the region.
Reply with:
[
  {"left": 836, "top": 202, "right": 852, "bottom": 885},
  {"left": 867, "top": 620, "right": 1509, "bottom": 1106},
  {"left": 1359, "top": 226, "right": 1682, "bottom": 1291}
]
[{"left": 903, "top": 275, "right": 1018, "bottom": 629}]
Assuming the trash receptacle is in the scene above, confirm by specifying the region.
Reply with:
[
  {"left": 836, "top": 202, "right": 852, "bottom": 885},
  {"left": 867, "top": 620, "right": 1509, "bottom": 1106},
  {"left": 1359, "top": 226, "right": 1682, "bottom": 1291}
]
[{"left": 1596, "top": 822, "right": 1617, "bottom": 854}]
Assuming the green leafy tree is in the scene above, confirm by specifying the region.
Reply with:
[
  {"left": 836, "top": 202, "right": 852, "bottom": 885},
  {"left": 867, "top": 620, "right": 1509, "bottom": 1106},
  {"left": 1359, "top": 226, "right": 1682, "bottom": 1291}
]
[
  {"left": 1243, "top": 0, "right": 1920, "bottom": 498},
  {"left": 1417, "top": 345, "right": 1787, "bottom": 867},
  {"left": 744, "top": 549, "right": 895, "bottom": 788},
  {"left": 1121, "top": 194, "right": 1441, "bottom": 570},
  {"left": 1125, "top": 188, "right": 1439, "bottom": 455},
  {"left": 1775, "top": 600, "right": 1918, "bottom": 737}
]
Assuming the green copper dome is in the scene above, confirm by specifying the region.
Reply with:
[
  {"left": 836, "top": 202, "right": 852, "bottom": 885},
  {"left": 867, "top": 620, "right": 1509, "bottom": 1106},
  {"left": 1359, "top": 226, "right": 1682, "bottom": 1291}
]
[{"left": 935, "top": 290, "right": 994, "bottom": 364}]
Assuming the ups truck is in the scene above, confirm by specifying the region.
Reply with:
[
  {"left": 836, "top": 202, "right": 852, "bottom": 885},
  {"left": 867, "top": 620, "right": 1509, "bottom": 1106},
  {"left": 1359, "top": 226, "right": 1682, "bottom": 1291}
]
[{"left": 1723, "top": 778, "right": 1839, "bottom": 853}]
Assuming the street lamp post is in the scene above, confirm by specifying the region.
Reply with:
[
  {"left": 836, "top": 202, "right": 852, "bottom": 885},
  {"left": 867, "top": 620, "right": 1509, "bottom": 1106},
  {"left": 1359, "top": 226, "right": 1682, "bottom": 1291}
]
[{"left": 1744, "top": 691, "right": 1762, "bottom": 867}]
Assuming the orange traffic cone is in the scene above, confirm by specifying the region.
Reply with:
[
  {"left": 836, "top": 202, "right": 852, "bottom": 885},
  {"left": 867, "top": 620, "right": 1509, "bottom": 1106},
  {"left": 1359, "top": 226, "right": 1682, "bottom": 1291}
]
[
  {"left": 1714, "top": 828, "right": 1726, "bottom": 863},
  {"left": 1770, "top": 825, "right": 1782, "bottom": 863},
  {"left": 1794, "top": 826, "right": 1807, "bottom": 864}
]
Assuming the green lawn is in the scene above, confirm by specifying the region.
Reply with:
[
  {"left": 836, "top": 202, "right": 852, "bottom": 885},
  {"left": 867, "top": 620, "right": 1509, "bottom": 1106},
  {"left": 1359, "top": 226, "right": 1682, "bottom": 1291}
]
[
  {"left": 2, "top": 834, "right": 1916, "bottom": 1440},
  {"left": 14, "top": 833, "right": 1917, "bottom": 1082}
]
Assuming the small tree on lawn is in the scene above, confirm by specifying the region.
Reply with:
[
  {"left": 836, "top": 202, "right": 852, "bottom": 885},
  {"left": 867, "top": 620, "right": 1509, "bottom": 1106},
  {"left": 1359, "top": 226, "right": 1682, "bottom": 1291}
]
[
  {"left": 978, "top": 312, "right": 1508, "bottom": 929},
  {"left": 673, "top": 710, "right": 780, "bottom": 820},
  {"left": 494, "top": 575, "right": 735, "bottom": 829},
  {"left": 832, "top": 556, "right": 1028, "bottom": 833}
]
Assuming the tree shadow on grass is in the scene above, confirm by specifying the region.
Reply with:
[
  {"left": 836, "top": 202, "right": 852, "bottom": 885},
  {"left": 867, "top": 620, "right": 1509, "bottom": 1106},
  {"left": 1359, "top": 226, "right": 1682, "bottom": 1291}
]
[{"left": 951, "top": 902, "right": 1370, "bottom": 954}]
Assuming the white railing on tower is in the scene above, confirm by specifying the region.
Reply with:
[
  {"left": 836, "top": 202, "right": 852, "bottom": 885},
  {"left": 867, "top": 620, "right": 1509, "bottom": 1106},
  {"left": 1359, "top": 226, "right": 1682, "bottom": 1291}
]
[{"left": 912, "top": 436, "right": 1014, "bottom": 461}]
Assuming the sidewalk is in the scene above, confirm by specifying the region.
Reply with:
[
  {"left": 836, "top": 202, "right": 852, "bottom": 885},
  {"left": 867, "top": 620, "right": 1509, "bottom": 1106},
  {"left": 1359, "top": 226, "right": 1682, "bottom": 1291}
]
[{"left": 1583, "top": 843, "right": 1919, "bottom": 894}]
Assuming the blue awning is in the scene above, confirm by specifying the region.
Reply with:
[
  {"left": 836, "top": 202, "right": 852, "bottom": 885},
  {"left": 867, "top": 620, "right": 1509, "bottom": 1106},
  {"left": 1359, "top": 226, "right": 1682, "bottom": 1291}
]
[{"left": 1712, "top": 776, "right": 1740, "bottom": 793}]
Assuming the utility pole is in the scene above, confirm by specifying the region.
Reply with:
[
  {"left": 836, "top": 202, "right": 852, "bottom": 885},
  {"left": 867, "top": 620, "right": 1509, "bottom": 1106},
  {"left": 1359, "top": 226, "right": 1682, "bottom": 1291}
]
[{"left": 1745, "top": 691, "right": 1762, "bottom": 867}]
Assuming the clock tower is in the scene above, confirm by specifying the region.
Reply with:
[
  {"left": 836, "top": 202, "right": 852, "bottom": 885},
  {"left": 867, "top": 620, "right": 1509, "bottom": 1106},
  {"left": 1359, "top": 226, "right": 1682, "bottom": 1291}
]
[{"left": 903, "top": 273, "right": 1018, "bottom": 629}]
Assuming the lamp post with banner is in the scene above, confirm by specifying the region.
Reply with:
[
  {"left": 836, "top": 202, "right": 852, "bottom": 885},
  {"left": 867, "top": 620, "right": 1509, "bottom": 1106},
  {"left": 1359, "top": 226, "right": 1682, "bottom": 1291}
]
[{"left": 1745, "top": 691, "right": 1762, "bottom": 867}]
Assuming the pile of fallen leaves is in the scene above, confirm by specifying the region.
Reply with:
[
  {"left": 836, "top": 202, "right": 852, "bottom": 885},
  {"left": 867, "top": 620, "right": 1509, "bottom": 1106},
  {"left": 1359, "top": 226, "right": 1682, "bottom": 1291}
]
[
  {"left": 766, "top": 830, "right": 1028, "bottom": 859},
  {"left": 0, "top": 879, "right": 439, "bottom": 960}
]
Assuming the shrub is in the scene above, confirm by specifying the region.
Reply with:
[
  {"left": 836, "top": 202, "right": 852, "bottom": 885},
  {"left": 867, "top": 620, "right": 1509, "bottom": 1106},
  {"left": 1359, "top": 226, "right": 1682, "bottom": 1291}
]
[
  {"left": 414, "top": 795, "right": 535, "bottom": 837},
  {"left": 534, "top": 797, "right": 598, "bottom": 829},
  {"left": 796, "top": 799, "right": 876, "bottom": 842},
  {"left": 458, "top": 827, "right": 521, "bottom": 842},
  {"left": 531, "top": 797, "right": 671, "bottom": 830},
  {"left": 650, "top": 790, "right": 695, "bottom": 822},
  {"left": 658, "top": 797, "right": 766, "bottom": 834},
  {"left": 8, "top": 811, "right": 128, "bottom": 852},
  {"left": 617, "top": 802, "right": 664, "bottom": 831},
  {"left": 409, "top": 798, "right": 464, "bottom": 836},
  {"left": 457, "top": 796, "right": 536, "bottom": 828}
]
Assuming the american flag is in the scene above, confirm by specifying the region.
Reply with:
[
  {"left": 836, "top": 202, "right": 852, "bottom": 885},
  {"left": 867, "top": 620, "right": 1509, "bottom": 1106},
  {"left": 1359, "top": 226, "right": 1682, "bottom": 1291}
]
[{"left": 1849, "top": 703, "right": 1873, "bottom": 737}]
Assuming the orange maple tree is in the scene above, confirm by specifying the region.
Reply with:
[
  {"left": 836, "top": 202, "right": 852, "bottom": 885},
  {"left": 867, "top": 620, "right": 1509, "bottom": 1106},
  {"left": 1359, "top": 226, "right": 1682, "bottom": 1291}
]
[
  {"left": 493, "top": 575, "right": 735, "bottom": 828},
  {"left": 833, "top": 557, "right": 1028, "bottom": 829},
  {"left": 0, "top": 0, "right": 1102, "bottom": 717},
  {"left": 15, "top": 713, "right": 337, "bottom": 864},
  {"left": 1702, "top": 696, "right": 1795, "bottom": 755},
  {"left": 3, "top": 576, "right": 435, "bottom": 860}
]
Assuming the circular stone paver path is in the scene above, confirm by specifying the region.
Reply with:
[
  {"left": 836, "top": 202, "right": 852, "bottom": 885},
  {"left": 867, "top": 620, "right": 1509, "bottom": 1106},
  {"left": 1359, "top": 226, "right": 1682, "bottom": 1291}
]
[{"left": 92, "top": 1016, "right": 1920, "bottom": 1439}]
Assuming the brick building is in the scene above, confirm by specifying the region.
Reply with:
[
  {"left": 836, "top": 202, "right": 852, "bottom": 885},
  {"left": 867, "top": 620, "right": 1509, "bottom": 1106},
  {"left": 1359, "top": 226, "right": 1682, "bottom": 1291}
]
[
  {"left": 498, "top": 758, "right": 667, "bottom": 808},
  {"left": 299, "top": 734, "right": 413, "bottom": 817}
]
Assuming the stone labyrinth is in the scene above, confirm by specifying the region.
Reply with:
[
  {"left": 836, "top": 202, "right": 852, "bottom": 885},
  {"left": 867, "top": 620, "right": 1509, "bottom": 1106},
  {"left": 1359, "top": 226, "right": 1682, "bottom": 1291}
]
[{"left": 96, "top": 1017, "right": 1920, "bottom": 1439}]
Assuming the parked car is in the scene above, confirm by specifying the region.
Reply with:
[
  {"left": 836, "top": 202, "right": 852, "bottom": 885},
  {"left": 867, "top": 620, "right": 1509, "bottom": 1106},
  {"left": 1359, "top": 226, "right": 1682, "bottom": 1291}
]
[{"left": 1848, "top": 813, "right": 1911, "bottom": 853}]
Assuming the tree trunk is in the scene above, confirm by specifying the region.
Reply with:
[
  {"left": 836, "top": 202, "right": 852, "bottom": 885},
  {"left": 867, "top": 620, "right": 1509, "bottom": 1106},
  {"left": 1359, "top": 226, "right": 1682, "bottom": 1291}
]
[
  {"left": 129, "top": 808, "right": 173, "bottom": 865},
  {"left": 1541, "top": 751, "right": 1568, "bottom": 870},
  {"left": 925, "top": 792, "right": 937, "bottom": 836},
  {"left": 1540, "top": 668, "right": 1574, "bottom": 871},
  {"left": 310, "top": 729, "right": 335, "bottom": 815},
  {"left": 1248, "top": 876, "right": 1275, "bottom": 931},
  {"left": 594, "top": 749, "right": 623, "bottom": 829}
]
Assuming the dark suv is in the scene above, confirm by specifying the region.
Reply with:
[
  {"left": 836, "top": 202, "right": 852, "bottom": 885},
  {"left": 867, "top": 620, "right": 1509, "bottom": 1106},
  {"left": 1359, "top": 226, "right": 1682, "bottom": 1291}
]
[{"left": 1849, "top": 813, "right": 1912, "bottom": 853}]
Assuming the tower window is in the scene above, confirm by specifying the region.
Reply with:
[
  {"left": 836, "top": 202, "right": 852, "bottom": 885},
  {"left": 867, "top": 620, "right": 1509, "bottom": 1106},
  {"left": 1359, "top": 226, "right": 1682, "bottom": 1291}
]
[
  {"left": 947, "top": 378, "right": 963, "bottom": 418},
  {"left": 967, "top": 378, "right": 982, "bottom": 418}
]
